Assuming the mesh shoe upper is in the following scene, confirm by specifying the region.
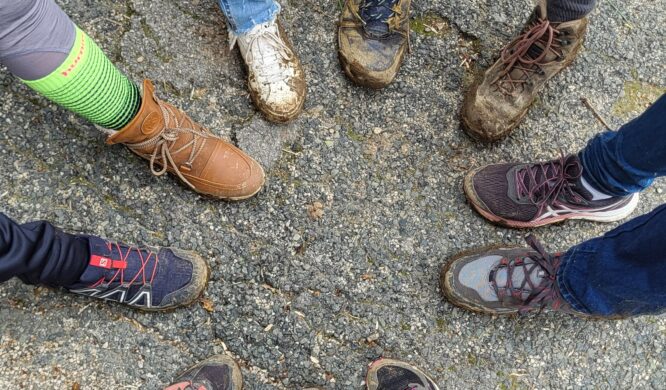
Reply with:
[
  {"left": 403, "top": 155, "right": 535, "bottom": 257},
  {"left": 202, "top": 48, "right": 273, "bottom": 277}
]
[
  {"left": 66, "top": 235, "right": 205, "bottom": 310},
  {"left": 472, "top": 162, "right": 539, "bottom": 222}
]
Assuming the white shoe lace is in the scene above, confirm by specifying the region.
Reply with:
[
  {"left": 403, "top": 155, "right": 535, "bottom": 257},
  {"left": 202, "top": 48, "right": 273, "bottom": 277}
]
[{"left": 229, "top": 20, "right": 294, "bottom": 85}]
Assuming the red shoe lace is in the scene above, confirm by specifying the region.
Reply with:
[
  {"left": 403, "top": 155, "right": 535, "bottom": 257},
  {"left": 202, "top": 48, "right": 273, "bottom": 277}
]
[{"left": 89, "top": 241, "right": 160, "bottom": 288}]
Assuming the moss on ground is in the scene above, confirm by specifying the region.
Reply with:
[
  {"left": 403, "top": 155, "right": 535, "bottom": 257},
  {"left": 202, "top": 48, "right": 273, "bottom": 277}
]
[
  {"left": 612, "top": 80, "right": 665, "bottom": 118},
  {"left": 411, "top": 14, "right": 451, "bottom": 38}
]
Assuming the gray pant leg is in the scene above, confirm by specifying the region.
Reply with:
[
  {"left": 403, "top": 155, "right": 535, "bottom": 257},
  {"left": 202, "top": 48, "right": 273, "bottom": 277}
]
[
  {"left": 547, "top": 0, "right": 596, "bottom": 22},
  {"left": 0, "top": 0, "right": 75, "bottom": 80}
]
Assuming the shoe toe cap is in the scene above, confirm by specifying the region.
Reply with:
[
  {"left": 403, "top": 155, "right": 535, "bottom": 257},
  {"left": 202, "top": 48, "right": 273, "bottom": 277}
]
[
  {"left": 195, "top": 141, "right": 266, "bottom": 199},
  {"left": 339, "top": 30, "right": 404, "bottom": 88},
  {"left": 158, "top": 248, "right": 209, "bottom": 309}
]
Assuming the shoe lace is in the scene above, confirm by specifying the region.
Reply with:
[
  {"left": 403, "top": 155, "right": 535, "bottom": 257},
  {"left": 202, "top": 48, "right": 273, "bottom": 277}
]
[
  {"left": 359, "top": 0, "right": 399, "bottom": 24},
  {"left": 89, "top": 241, "right": 159, "bottom": 290},
  {"left": 342, "top": 0, "right": 411, "bottom": 51},
  {"left": 515, "top": 154, "right": 583, "bottom": 215},
  {"left": 124, "top": 92, "right": 212, "bottom": 191},
  {"left": 229, "top": 21, "right": 293, "bottom": 85},
  {"left": 491, "top": 18, "right": 564, "bottom": 94},
  {"left": 490, "top": 234, "right": 564, "bottom": 314}
]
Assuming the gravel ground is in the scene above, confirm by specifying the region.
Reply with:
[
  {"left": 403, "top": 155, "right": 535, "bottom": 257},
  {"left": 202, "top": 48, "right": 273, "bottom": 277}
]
[{"left": 1, "top": 0, "right": 665, "bottom": 388}]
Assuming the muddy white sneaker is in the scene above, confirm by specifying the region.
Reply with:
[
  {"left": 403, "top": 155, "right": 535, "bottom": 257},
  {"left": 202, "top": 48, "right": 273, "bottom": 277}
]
[{"left": 230, "top": 19, "right": 306, "bottom": 123}]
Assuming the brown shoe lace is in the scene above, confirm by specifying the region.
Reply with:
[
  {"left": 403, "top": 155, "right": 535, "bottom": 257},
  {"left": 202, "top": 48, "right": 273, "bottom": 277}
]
[
  {"left": 491, "top": 18, "right": 564, "bottom": 94},
  {"left": 124, "top": 91, "right": 212, "bottom": 190},
  {"left": 491, "top": 234, "right": 565, "bottom": 314}
]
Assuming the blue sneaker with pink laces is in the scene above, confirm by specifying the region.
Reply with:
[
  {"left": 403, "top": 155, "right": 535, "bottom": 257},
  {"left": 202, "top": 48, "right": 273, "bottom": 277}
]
[{"left": 66, "top": 235, "right": 208, "bottom": 311}]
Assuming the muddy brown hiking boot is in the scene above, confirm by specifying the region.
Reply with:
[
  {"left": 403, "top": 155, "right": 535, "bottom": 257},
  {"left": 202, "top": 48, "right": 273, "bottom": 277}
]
[
  {"left": 107, "top": 80, "right": 265, "bottom": 200},
  {"left": 461, "top": 0, "right": 588, "bottom": 141},
  {"left": 338, "top": 0, "right": 411, "bottom": 89}
]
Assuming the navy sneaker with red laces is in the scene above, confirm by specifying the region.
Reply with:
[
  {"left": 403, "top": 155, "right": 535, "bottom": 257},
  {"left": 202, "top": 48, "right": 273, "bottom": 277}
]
[{"left": 66, "top": 235, "right": 208, "bottom": 311}]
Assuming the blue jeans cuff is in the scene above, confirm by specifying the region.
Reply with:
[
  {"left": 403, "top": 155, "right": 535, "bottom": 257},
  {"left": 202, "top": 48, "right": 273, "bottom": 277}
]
[
  {"left": 557, "top": 245, "right": 593, "bottom": 315},
  {"left": 223, "top": 2, "right": 281, "bottom": 34}
]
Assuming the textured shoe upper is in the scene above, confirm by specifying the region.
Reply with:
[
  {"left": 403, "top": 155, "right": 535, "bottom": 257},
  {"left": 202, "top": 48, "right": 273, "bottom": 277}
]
[
  {"left": 462, "top": 0, "right": 587, "bottom": 140},
  {"left": 107, "top": 80, "right": 264, "bottom": 199},
  {"left": 471, "top": 155, "right": 630, "bottom": 222},
  {"left": 66, "top": 236, "right": 193, "bottom": 309},
  {"left": 232, "top": 19, "right": 305, "bottom": 121}
]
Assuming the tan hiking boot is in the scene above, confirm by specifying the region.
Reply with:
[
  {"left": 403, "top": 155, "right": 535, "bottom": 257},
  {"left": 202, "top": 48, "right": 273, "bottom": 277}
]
[
  {"left": 461, "top": 0, "right": 588, "bottom": 142},
  {"left": 232, "top": 19, "right": 306, "bottom": 123},
  {"left": 338, "top": 0, "right": 411, "bottom": 89},
  {"left": 107, "top": 80, "right": 265, "bottom": 200}
]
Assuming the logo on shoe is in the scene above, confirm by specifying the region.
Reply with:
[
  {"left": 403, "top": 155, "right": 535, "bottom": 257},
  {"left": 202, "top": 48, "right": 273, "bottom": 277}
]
[
  {"left": 61, "top": 32, "right": 86, "bottom": 77},
  {"left": 90, "top": 255, "right": 127, "bottom": 270}
]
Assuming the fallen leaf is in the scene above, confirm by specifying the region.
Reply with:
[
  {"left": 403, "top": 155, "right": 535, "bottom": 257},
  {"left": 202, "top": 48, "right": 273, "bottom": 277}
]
[
  {"left": 200, "top": 298, "right": 215, "bottom": 312},
  {"left": 307, "top": 201, "right": 325, "bottom": 220}
]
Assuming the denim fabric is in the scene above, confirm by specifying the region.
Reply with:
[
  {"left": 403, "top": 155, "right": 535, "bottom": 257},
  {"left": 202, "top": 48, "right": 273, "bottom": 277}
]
[
  {"left": 217, "top": 0, "right": 280, "bottom": 34},
  {"left": 579, "top": 94, "right": 666, "bottom": 197},
  {"left": 0, "top": 213, "right": 88, "bottom": 286},
  {"left": 558, "top": 204, "right": 666, "bottom": 317}
]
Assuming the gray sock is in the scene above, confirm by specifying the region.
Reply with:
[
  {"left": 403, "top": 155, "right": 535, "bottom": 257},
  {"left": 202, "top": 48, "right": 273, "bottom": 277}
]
[
  {"left": 547, "top": 0, "right": 596, "bottom": 22},
  {"left": 0, "top": 0, "right": 75, "bottom": 80}
]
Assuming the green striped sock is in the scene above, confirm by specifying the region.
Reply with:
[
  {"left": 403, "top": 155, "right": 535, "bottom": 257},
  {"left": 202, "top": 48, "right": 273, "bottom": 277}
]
[{"left": 22, "top": 27, "right": 141, "bottom": 130}]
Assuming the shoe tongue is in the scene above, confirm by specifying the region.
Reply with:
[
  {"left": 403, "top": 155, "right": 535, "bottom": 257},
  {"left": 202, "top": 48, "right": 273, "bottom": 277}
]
[
  {"left": 520, "top": 156, "right": 583, "bottom": 197},
  {"left": 67, "top": 236, "right": 159, "bottom": 289},
  {"left": 364, "top": 20, "right": 390, "bottom": 36},
  {"left": 569, "top": 176, "right": 594, "bottom": 201},
  {"left": 360, "top": 0, "right": 397, "bottom": 37},
  {"left": 495, "top": 257, "right": 546, "bottom": 296},
  {"left": 66, "top": 236, "right": 119, "bottom": 288}
]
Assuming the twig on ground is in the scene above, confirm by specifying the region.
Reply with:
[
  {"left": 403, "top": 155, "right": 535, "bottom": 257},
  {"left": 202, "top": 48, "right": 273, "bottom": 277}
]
[{"left": 581, "top": 97, "right": 613, "bottom": 131}]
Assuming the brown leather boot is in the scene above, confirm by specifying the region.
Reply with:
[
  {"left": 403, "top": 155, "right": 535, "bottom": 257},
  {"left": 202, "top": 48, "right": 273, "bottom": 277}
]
[
  {"left": 107, "top": 80, "right": 265, "bottom": 200},
  {"left": 461, "top": 0, "right": 588, "bottom": 142}
]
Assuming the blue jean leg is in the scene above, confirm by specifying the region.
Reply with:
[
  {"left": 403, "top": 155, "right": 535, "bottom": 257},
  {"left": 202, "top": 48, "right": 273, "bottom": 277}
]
[
  {"left": 217, "top": 0, "right": 281, "bottom": 34},
  {"left": 579, "top": 93, "right": 666, "bottom": 197},
  {"left": 557, "top": 203, "right": 666, "bottom": 317}
]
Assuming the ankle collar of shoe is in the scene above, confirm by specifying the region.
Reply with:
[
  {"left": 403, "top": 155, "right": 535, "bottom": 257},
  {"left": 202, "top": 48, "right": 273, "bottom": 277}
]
[{"left": 228, "top": 18, "right": 278, "bottom": 50}]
